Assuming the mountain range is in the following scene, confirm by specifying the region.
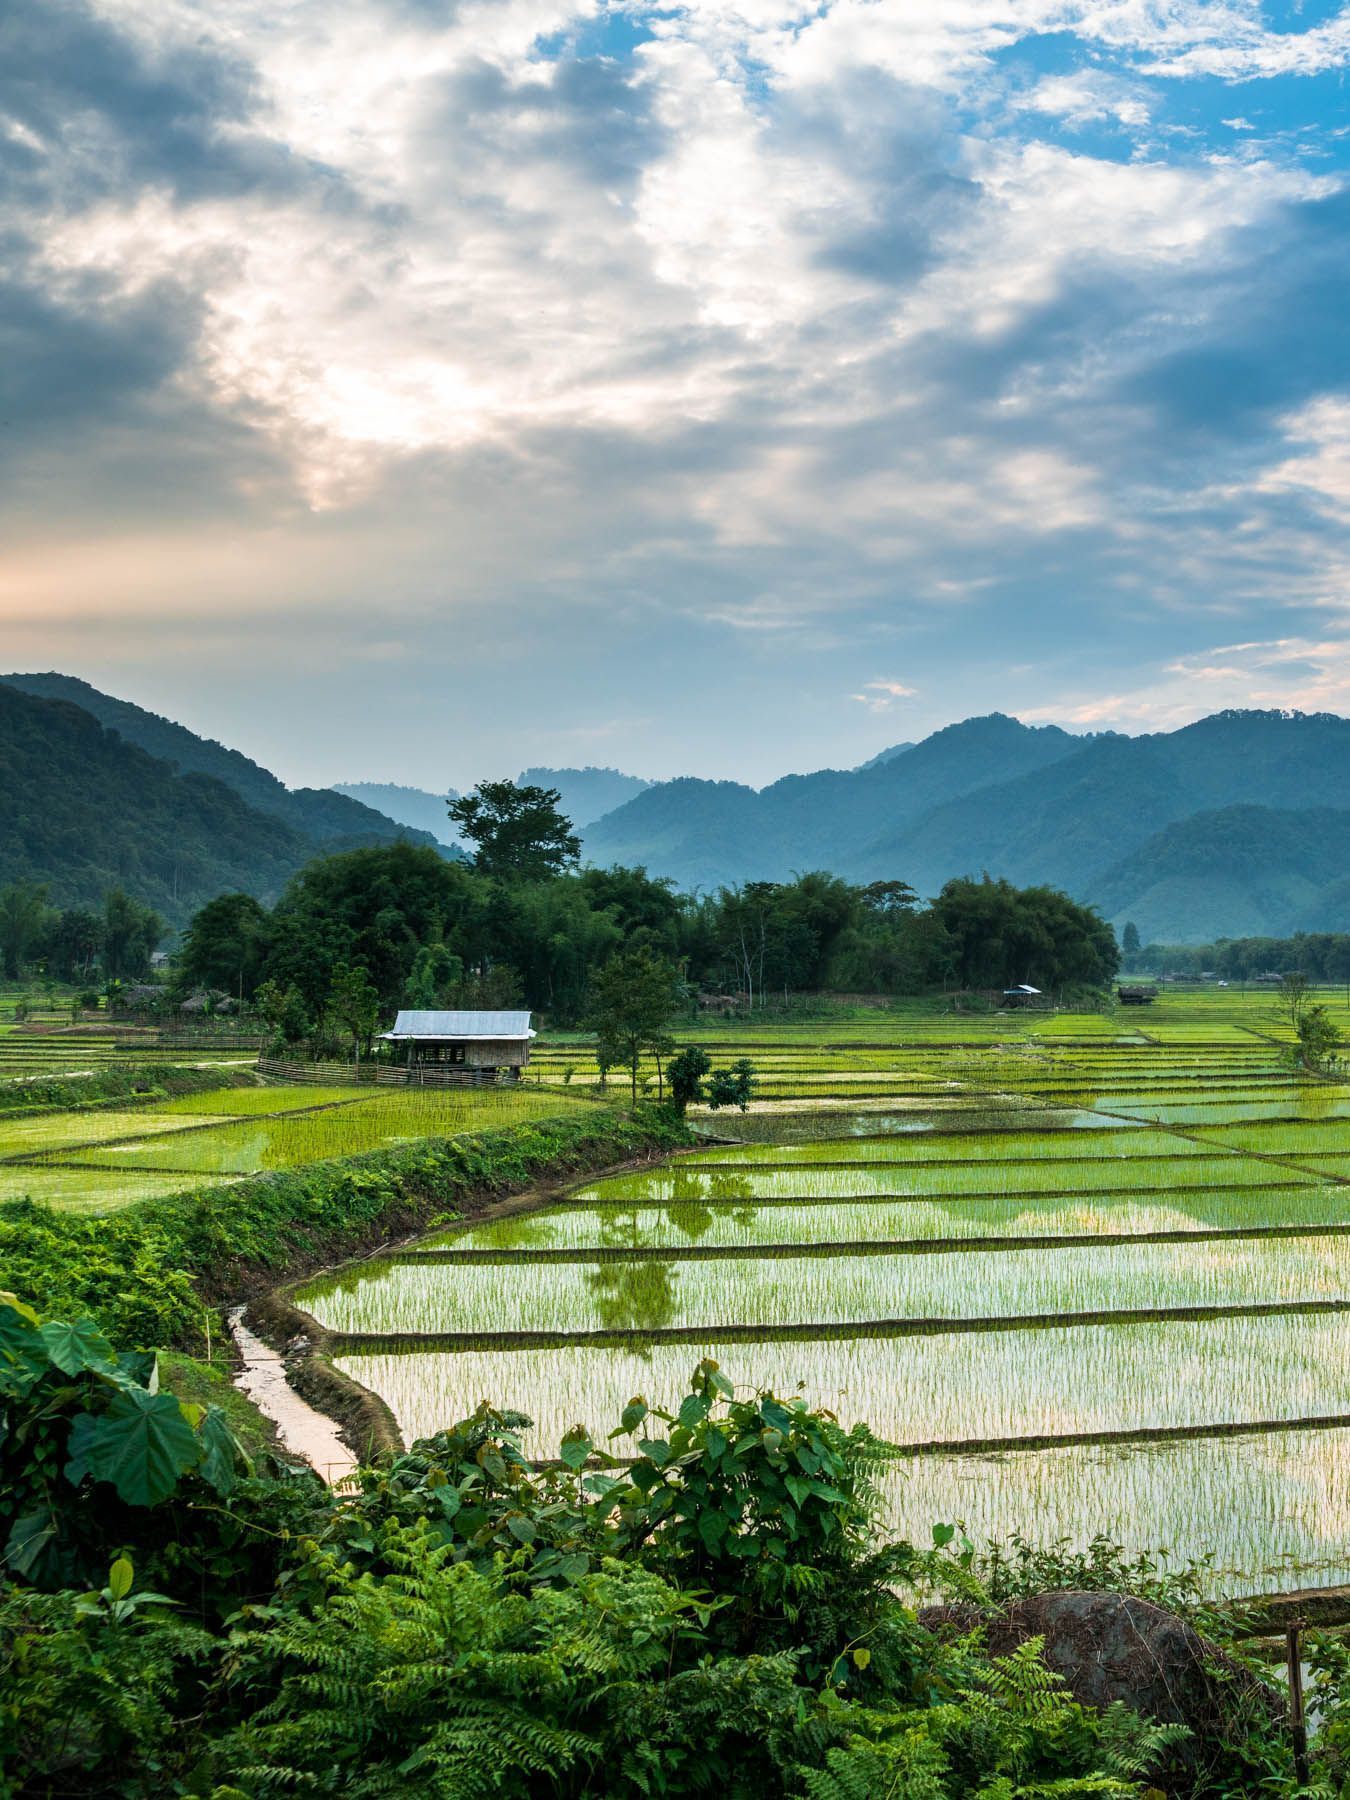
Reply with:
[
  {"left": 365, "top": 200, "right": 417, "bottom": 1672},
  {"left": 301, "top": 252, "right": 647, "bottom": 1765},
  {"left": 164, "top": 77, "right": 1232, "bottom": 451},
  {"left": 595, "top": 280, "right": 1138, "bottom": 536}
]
[
  {"left": 3, "top": 671, "right": 1350, "bottom": 943},
  {"left": 581, "top": 710, "right": 1350, "bottom": 943}
]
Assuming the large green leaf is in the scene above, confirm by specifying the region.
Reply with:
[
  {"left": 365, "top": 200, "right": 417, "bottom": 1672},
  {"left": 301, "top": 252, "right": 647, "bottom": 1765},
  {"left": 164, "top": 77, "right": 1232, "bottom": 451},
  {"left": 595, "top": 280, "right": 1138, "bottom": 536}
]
[
  {"left": 39, "top": 1319, "right": 118, "bottom": 1378},
  {"left": 4, "top": 1509, "right": 57, "bottom": 1578},
  {"left": 195, "top": 1408, "right": 243, "bottom": 1497},
  {"left": 65, "top": 1387, "right": 203, "bottom": 1506}
]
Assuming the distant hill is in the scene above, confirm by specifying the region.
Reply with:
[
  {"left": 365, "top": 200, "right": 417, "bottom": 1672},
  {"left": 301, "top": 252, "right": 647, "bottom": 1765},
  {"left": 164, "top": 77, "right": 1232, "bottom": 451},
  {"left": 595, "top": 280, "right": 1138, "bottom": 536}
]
[
  {"left": 855, "top": 741, "right": 915, "bottom": 771},
  {"left": 333, "top": 782, "right": 460, "bottom": 846},
  {"left": 582, "top": 716, "right": 1081, "bottom": 890},
  {"left": 2, "top": 673, "right": 439, "bottom": 851},
  {"left": 1088, "top": 804, "right": 1350, "bottom": 943},
  {"left": 0, "top": 683, "right": 313, "bottom": 921},
  {"left": 517, "top": 767, "right": 651, "bottom": 828},
  {"left": 332, "top": 767, "right": 649, "bottom": 844}
]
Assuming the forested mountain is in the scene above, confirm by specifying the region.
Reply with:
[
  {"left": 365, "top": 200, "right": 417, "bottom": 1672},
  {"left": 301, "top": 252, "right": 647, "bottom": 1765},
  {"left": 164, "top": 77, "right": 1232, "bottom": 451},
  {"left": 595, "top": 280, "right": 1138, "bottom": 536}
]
[
  {"left": 1088, "top": 805, "right": 1350, "bottom": 944},
  {"left": 2, "top": 673, "right": 437, "bottom": 850},
  {"left": 582, "top": 710, "right": 1350, "bottom": 941},
  {"left": 0, "top": 684, "right": 312, "bottom": 920},
  {"left": 582, "top": 715, "right": 1082, "bottom": 890},
  {"left": 0, "top": 685, "right": 445, "bottom": 924}
]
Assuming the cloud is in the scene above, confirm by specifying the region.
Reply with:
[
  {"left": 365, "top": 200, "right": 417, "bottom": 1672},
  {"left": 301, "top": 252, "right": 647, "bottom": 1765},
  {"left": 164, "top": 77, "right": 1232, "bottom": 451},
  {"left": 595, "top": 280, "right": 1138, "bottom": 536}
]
[
  {"left": 2, "top": 0, "right": 1350, "bottom": 784},
  {"left": 851, "top": 679, "right": 919, "bottom": 712}
]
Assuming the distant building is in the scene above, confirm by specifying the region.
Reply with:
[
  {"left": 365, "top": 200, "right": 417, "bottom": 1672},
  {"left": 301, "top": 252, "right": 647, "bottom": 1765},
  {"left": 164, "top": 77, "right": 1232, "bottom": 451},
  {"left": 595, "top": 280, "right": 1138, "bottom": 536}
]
[
  {"left": 1002, "top": 984, "right": 1043, "bottom": 1008},
  {"left": 1117, "top": 985, "right": 1157, "bottom": 1005},
  {"left": 378, "top": 1009, "right": 536, "bottom": 1081}
]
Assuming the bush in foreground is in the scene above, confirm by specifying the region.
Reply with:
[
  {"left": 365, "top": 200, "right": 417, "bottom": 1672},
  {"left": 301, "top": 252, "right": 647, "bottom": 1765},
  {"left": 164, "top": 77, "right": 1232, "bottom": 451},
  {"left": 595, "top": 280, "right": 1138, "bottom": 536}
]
[{"left": 6, "top": 1294, "right": 1317, "bottom": 1798}]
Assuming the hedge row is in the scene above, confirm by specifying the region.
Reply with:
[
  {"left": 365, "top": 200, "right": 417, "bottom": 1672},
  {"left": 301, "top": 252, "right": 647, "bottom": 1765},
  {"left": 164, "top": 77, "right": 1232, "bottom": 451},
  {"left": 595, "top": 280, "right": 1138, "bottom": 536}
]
[
  {"left": 0, "top": 1105, "right": 692, "bottom": 1350},
  {"left": 0, "top": 1062, "right": 251, "bottom": 1116}
]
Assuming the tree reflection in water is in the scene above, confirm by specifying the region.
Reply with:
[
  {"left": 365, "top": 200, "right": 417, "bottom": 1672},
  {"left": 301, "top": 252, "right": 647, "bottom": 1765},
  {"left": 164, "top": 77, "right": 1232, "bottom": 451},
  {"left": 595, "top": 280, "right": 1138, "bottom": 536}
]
[{"left": 584, "top": 1257, "right": 680, "bottom": 1331}]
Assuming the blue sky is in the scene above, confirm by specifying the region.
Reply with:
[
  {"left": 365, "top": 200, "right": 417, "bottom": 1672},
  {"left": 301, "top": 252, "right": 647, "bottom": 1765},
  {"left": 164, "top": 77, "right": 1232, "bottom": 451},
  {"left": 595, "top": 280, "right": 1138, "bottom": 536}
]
[{"left": 2, "top": 0, "right": 1349, "bottom": 789}]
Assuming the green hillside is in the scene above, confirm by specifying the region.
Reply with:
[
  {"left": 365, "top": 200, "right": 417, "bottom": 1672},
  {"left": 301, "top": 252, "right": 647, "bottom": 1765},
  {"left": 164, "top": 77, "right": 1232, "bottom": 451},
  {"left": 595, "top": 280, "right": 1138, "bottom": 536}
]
[
  {"left": 2, "top": 673, "right": 437, "bottom": 849},
  {"left": 0, "top": 683, "right": 312, "bottom": 921},
  {"left": 1089, "top": 804, "right": 1350, "bottom": 943}
]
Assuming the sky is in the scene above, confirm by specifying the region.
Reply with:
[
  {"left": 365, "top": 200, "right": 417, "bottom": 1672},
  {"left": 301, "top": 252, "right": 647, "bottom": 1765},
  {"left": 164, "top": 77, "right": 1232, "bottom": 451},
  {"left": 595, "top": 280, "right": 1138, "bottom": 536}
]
[{"left": 3, "top": 0, "right": 1350, "bottom": 792}]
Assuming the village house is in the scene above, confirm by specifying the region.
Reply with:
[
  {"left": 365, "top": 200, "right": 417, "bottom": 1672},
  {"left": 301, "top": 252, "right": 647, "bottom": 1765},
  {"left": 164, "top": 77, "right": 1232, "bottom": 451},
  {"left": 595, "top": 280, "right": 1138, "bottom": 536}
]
[{"left": 378, "top": 1009, "right": 536, "bottom": 1082}]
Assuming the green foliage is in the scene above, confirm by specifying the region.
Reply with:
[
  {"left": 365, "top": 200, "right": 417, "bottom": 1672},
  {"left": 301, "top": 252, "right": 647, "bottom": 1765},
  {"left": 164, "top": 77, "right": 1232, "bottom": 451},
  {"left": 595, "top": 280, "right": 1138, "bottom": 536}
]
[
  {"left": 669, "top": 1044, "right": 712, "bottom": 1114},
  {"left": 931, "top": 876, "right": 1118, "bottom": 993},
  {"left": 2, "top": 1320, "right": 1312, "bottom": 1800},
  {"left": 0, "top": 1579, "right": 216, "bottom": 1800},
  {"left": 174, "top": 891, "right": 271, "bottom": 999},
  {"left": 0, "top": 1294, "right": 247, "bottom": 1589},
  {"left": 449, "top": 778, "right": 582, "bottom": 881},
  {"left": 327, "top": 958, "right": 380, "bottom": 1060},
  {"left": 706, "top": 1057, "right": 756, "bottom": 1111},
  {"left": 0, "top": 1061, "right": 237, "bottom": 1117},
  {"left": 0, "top": 881, "right": 51, "bottom": 980},
  {"left": 588, "top": 946, "right": 684, "bottom": 1101}
]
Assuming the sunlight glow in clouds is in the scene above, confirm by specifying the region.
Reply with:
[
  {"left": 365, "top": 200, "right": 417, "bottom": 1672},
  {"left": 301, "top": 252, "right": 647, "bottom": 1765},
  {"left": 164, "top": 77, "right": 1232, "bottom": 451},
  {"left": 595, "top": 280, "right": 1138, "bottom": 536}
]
[{"left": 2, "top": 0, "right": 1350, "bottom": 784}]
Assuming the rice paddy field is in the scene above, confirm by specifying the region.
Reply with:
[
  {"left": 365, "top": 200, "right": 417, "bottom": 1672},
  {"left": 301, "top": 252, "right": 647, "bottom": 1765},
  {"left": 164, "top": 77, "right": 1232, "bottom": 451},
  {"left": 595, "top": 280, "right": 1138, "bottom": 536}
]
[
  {"left": 0, "top": 982, "right": 253, "bottom": 1082},
  {"left": 0, "top": 1081, "right": 599, "bottom": 1214},
  {"left": 300, "top": 986, "right": 1350, "bottom": 1598}
]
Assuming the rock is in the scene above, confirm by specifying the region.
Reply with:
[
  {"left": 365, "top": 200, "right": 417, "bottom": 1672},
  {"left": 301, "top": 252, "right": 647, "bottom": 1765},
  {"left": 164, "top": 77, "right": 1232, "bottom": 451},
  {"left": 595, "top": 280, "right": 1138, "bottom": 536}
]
[{"left": 919, "top": 1590, "right": 1280, "bottom": 1768}]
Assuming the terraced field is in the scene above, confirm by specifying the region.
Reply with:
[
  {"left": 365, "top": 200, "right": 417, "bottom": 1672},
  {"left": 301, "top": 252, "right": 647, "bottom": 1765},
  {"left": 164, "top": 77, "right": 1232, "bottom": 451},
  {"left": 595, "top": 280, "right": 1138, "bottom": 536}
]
[
  {"left": 0, "top": 1082, "right": 599, "bottom": 1213},
  {"left": 0, "top": 983, "right": 252, "bottom": 1081},
  {"left": 303, "top": 987, "right": 1350, "bottom": 1597}
]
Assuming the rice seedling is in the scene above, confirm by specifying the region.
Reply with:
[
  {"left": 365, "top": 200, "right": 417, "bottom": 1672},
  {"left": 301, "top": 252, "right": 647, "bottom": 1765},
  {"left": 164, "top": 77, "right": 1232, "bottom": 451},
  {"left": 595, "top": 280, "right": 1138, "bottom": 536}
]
[
  {"left": 0, "top": 1108, "right": 237, "bottom": 1159},
  {"left": 296, "top": 1233, "right": 1350, "bottom": 1338},
  {"left": 414, "top": 1185, "right": 1350, "bottom": 1256},
  {"left": 332, "top": 1312, "right": 1350, "bottom": 1462},
  {"left": 0, "top": 1163, "right": 222, "bottom": 1213},
  {"left": 58, "top": 1085, "right": 597, "bottom": 1175}
]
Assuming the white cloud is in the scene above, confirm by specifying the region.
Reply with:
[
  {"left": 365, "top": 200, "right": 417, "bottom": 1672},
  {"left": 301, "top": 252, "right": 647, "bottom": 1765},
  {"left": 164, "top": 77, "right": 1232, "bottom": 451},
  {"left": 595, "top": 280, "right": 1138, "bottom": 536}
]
[{"left": 851, "top": 678, "right": 919, "bottom": 712}]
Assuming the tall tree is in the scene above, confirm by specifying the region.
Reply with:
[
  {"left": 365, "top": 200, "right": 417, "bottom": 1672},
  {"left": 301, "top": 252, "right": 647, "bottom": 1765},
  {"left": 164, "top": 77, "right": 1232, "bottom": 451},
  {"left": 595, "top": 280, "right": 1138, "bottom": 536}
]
[
  {"left": 1121, "top": 921, "right": 1141, "bottom": 958},
  {"left": 0, "top": 883, "right": 51, "bottom": 980},
  {"left": 448, "top": 781, "right": 581, "bottom": 882},
  {"left": 328, "top": 962, "right": 381, "bottom": 1069},
  {"left": 102, "top": 890, "right": 165, "bottom": 982},
  {"left": 177, "top": 893, "right": 271, "bottom": 1001},
  {"left": 586, "top": 949, "right": 682, "bottom": 1103}
]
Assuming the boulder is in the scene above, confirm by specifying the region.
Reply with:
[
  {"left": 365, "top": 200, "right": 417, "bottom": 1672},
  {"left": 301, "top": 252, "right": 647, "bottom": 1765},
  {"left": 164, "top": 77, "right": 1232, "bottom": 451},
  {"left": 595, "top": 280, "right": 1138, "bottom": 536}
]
[{"left": 920, "top": 1590, "right": 1280, "bottom": 1767}]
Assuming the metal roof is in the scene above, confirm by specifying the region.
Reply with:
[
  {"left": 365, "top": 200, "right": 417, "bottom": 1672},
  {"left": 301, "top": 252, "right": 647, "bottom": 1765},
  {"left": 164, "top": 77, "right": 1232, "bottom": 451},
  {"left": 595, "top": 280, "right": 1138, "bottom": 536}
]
[{"left": 381, "top": 1009, "right": 535, "bottom": 1041}]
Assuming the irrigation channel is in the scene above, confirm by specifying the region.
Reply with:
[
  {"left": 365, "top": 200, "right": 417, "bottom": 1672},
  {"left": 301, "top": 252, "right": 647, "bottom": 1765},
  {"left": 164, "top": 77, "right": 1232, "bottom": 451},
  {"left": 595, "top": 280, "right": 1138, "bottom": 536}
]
[{"left": 281, "top": 997, "right": 1350, "bottom": 1601}]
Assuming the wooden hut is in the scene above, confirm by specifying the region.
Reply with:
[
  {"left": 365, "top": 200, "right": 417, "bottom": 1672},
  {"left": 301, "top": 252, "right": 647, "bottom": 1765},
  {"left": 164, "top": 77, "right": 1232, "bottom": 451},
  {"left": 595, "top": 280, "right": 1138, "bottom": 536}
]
[
  {"left": 379, "top": 1010, "right": 536, "bottom": 1083},
  {"left": 1117, "top": 985, "right": 1157, "bottom": 1006}
]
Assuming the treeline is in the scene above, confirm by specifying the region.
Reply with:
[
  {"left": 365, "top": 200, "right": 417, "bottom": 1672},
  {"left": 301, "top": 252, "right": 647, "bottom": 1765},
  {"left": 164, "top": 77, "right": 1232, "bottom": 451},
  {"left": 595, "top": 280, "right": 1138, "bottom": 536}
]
[
  {"left": 0, "top": 884, "right": 164, "bottom": 983},
  {"left": 1135, "top": 932, "right": 1350, "bottom": 982},
  {"left": 170, "top": 844, "right": 1116, "bottom": 1029},
  {"left": 2, "top": 778, "right": 1119, "bottom": 1022}
]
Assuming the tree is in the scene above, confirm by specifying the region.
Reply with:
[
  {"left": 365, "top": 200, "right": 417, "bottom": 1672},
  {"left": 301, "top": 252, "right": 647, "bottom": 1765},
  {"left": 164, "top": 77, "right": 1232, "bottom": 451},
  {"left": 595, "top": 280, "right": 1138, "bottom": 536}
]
[
  {"left": 329, "top": 962, "right": 381, "bottom": 1070},
  {"left": 177, "top": 894, "right": 271, "bottom": 1003},
  {"left": 39, "top": 907, "right": 104, "bottom": 982},
  {"left": 448, "top": 780, "right": 581, "bottom": 882},
  {"left": 1122, "top": 921, "right": 1141, "bottom": 958},
  {"left": 667, "top": 1046, "right": 711, "bottom": 1116},
  {"left": 706, "top": 1058, "right": 755, "bottom": 1112},
  {"left": 1276, "top": 972, "right": 1314, "bottom": 1038},
  {"left": 586, "top": 949, "right": 682, "bottom": 1104},
  {"left": 254, "top": 979, "right": 311, "bottom": 1047},
  {"left": 403, "top": 937, "right": 463, "bottom": 1009},
  {"left": 102, "top": 890, "right": 164, "bottom": 982},
  {"left": 0, "top": 883, "right": 52, "bottom": 979},
  {"left": 1292, "top": 1004, "right": 1342, "bottom": 1074}
]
